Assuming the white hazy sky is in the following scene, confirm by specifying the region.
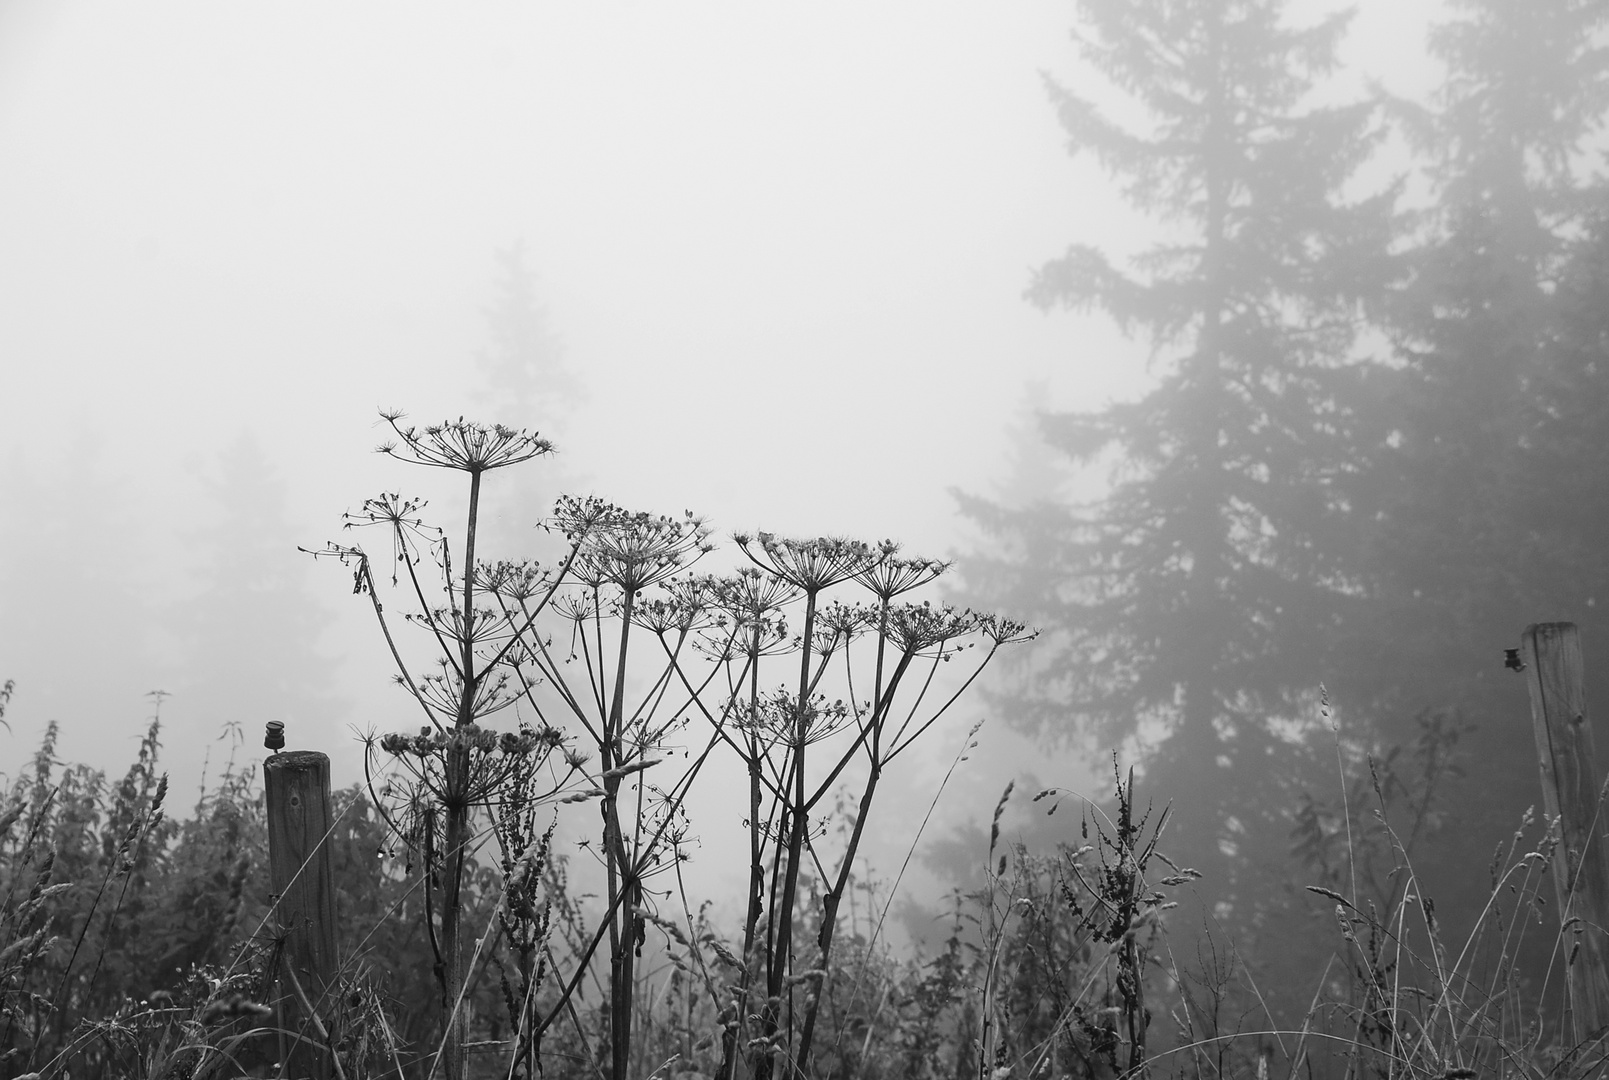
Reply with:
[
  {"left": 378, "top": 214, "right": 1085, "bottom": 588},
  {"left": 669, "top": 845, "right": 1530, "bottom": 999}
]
[{"left": 0, "top": 2, "right": 1438, "bottom": 837}]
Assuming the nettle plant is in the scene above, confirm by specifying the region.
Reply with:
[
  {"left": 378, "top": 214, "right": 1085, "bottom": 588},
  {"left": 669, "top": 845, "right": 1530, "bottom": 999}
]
[{"left": 308, "top": 414, "right": 1031, "bottom": 1080}]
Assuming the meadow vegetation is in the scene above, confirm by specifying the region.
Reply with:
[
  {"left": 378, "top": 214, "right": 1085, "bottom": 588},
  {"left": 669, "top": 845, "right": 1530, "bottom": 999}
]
[
  {"left": 1, "top": 679, "right": 1604, "bottom": 1079},
  {"left": 3, "top": 416, "right": 1607, "bottom": 1080}
]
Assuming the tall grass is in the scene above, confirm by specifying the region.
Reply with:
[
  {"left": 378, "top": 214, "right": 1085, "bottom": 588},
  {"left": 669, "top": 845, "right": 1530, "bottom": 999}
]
[
  {"left": 0, "top": 697, "right": 268, "bottom": 1078},
  {"left": 1, "top": 687, "right": 1606, "bottom": 1078}
]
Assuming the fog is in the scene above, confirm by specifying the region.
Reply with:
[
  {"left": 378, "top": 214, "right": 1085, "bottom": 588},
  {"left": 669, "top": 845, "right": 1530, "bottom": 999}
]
[{"left": 1, "top": 2, "right": 1439, "bottom": 901}]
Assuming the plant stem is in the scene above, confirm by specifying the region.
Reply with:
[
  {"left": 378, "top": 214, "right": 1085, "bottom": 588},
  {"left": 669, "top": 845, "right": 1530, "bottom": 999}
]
[
  {"left": 755, "top": 589, "right": 819, "bottom": 1080},
  {"left": 605, "top": 591, "right": 639, "bottom": 1080},
  {"left": 441, "top": 465, "right": 483, "bottom": 1080},
  {"left": 720, "top": 651, "right": 766, "bottom": 1080},
  {"left": 795, "top": 760, "right": 880, "bottom": 1071}
]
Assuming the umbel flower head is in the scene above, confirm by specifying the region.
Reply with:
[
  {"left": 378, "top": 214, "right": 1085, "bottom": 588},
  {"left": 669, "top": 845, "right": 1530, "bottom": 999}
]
[
  {"left": 629, "top": 576, "right": 717, "bottom": 636},
  {"left": 736, "top": 689, "right": 853, "bottom": 747},
  {"left": 474, "top": 559, "right": 555, "bottom": 603},
  {"left": 854, "top": 541, "right": 950, "bottom": 601},
  {"left": 375, "top": 720, "right": 569, "bottom": 806},
  {"left": 550, "top": 494, "right": 619, "bottom": 543},
  {"left": 376, "top": 411, "right": 553, "bottom": 473},
  {"left": 580, "top": 506, "right": 715, "bottom": 594},
  {"left": 711, "top": 566, "right": 801, "bottom": 619},
  {"left": 815, "top": 600, "right": 874, "bottom": 651},
  {"left": 885, "top": 601, "right": 979, "bottom": 656},
  {"left": 733, "top": 533, "right": 880, "bottom": 592}
]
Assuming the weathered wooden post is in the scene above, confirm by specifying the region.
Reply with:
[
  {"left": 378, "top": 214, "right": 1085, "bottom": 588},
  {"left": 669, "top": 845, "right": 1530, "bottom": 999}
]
[
  {"left": 1519, "top": 623, "right": 1609, "bottom": 1043},
  {"left": 263, "top": 722, "right": 338, "bottom": 1080}
]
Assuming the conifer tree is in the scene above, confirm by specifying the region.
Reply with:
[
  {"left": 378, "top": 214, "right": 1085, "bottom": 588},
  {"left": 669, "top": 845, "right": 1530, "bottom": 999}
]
[
  {"left": 173, "top": 434, "right": 342, "bottom": 759},
  {"left": 1527, "top": 218, "right": 1609, "bottom": 610},
  {"left": 474, "top": 241, "right": 584, "bottom": 549},
  {"left": 957, "top": 0, "right": 1395, "bottom": 936},
  {"left": 1350, "top": 0, "right": 1609, "bottom": 944},
  {"left": 1360, "top": 0, "right": 1608, "bottom": 696},
  {"left": 477, "top": 240, "right": 578, "bottom": 432}
]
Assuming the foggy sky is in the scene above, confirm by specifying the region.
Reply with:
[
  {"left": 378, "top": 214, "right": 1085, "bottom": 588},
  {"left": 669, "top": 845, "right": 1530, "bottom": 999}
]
[{"left": 0, "top": 2, "right": 1437, "bottom": 850}]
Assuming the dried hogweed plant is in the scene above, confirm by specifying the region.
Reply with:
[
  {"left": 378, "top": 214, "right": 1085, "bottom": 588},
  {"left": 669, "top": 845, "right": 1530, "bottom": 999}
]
[
  {"left": 682, "top": 534, "right": 1037, "bottom": 1080},
  {"left": 308, "top": 413, "right": 1033, "bottom": 1080},
  {"left": 306, "top": 413, "right": 591, "bottom": 1080}
]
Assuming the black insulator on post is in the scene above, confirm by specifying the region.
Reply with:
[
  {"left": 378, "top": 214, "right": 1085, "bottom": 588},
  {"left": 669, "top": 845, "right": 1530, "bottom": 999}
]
[{"left": 264, "top": 720, "right": 286, "bottom": 752}]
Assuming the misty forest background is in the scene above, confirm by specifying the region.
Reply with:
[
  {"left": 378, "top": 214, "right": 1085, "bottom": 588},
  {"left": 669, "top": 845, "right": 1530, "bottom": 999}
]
[{"left": 6, "top": 0, "right": 1609, "bottom": 1067}]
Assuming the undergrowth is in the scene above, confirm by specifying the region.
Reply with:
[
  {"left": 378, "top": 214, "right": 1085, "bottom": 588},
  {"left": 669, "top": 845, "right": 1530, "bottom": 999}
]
[{"left": 2, "top": 688, "right": 1604, "bottom": 1079}]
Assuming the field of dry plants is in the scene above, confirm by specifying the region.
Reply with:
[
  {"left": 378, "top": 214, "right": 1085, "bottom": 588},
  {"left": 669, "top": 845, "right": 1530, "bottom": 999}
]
[{"left": 3, "top": 417, "right": 1607, "bottom": 1080}]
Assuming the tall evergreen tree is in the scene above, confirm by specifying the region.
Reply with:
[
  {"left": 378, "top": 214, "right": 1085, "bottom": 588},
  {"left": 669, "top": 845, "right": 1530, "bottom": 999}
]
[
  {"left": 1346, "top": 0, "right": 1609, "bottom": 956},
  {"left": 1359, "top": 0, "right": 1609, "bottom": 694},
  {"left": 956, "top": 0, "right": 1395, "bottom": 937},
  {"left": 1527, "top": 215, "right": 1609, "bottom": 612}
]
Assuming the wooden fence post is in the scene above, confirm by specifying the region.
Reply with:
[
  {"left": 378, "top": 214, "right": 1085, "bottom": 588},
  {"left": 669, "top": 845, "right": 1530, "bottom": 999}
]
[
  {"left": 1520, "top": 622, "right": 1609, "bottom": 1043},
  {"left": 264, "top": 743, "right": 338, "bottom": 1080}
]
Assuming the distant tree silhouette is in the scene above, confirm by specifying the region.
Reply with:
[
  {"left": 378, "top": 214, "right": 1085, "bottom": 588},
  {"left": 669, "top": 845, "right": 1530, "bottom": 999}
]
[
  {"left": 169, "top": 433, "right": 341, "bottom": 765},
  {"left": 1355, "top": 0, "right": 1608, "bottom": 699},
  {"left": 474, "top": 240, "right": 584, "bottom": 547},
  {"left": 0, "top": 441, "right": 163, "bottom": 767},
  {"left": 954, "top": 0, "right": 1397, "bottom": 972},
  {"left": 1525, "top": 216, "right": 1609, "bottom": 616},
  {"left": 1342, "top": 0, "right": 1609, "bottom": 969},
  {"left": 476, "top": 240, "right": 579, "bottom": 432}
]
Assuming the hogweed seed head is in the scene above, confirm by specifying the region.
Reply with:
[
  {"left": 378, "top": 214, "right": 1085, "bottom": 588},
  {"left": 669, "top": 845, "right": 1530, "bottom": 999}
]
[
  {"left": 550, "top": 494, "right": 619, "bottom": 542},
  {"left": 736, "top": 690, "right": 852, "bottom": 747},
  {"left": 553, "top": 591, "right": 599, "bottom": 625},
  {"left": 376, "top": 412, "right": 553, "bottom": 473},
  {"left": 733, "top": 533, "right": 879, "bottom": 592},
  {"left": 886, "top": 601, "right": 979, "bottom": 655},
  {"left": 631, "top": 580, "right": 716, "bottom": 635},
  {"left": 711, "top": 567, "right": 801, "bottom": 618},
  {"left": 976, "top": 612, "right": 1036, "bottom": 646},
  {"left": 816, "top": 600, "right": 874, "bottom": 644},
  {"left": 475, "top": 559, "right": 554, "bottom": 602},
  {"left": 580, "top": 508, "right": 714, "bottom": 593},
  {"left": 855, "top": 551, "right": 951, "bottom": 601}
]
